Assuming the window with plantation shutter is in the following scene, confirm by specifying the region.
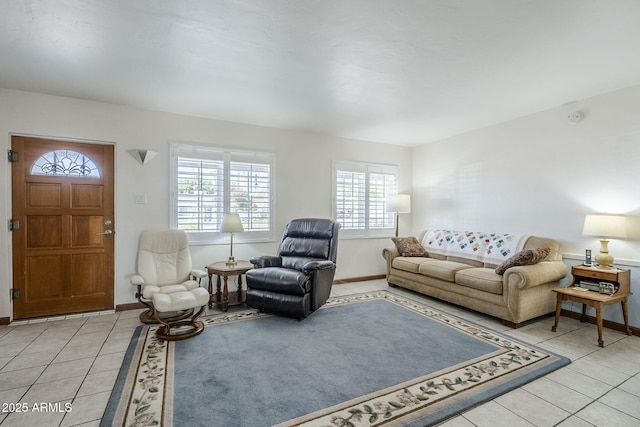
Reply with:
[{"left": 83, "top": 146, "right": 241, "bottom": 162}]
[
  {"left": 229, "top": 160, "right": 271, "bottom": 232},
  {"left": 335, "top": 169, "right": 366, "bottom": 230},
  {"left": 171, "top": 144, "right": 274, "bottom": 244},
  {"left": 333, "top": 161, "right": 397, "bottom": 237}
]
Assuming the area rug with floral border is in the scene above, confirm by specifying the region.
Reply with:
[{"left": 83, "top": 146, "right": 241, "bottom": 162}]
[{"left": 101, "top": 291, "right": 570, "bottom": 427}]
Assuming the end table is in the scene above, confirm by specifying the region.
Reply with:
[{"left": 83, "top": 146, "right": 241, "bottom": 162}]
[
  {"left": 551, "top": 264, "right": 632, "bottom": 347},
  {"left": 206, "top": 260, "right": 253, "bottom": 311}
]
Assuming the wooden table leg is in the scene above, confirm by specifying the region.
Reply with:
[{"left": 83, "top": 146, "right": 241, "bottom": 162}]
[
  {"left": 621, "top": 298, "right": 632, "bottom": 335},
  {"left": 580, "top": 303, "right": 587, "bottom": 323},
  {"left": 207, "top": 273, "right": 213, "bottom": 308},
  {"left": 551, "top": 294, "right": 563, "bottom": 332},
  {"left": 222, "top": 274, "right": 229, "bottom": 311},
  {"left": 595, "top": 303, "right": 604, "bottom": 347}
]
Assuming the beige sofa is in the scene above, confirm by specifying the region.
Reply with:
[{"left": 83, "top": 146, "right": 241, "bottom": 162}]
[{"left": 382, "top": 230, "right": 568, "bottom": 328}]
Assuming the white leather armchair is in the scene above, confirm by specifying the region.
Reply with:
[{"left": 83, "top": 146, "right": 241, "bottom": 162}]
[{"left": 131, "top": 229, "right": 208, "bottom": 323}]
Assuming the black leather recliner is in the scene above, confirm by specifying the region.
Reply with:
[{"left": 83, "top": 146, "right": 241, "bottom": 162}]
[{"left": 245, "top": 218, "right": 340, "bottom": 319}]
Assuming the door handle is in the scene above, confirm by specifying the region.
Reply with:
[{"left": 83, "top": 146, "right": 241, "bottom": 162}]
[{"left": 97, "top": 230, "right": 114, "bottom": 236}]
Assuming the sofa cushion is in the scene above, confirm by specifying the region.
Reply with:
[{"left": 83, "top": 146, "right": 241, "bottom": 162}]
[
  {"left": 495, "top": 247, "right": 551, "bottom": 275},
  {"left": 392, "top": 237, "right": 427, "bottom": 257},
  {"left": 245, "top": 267, "right": 311, "bottom": 295},
  {"left": 418, "top": 260, "right": 473, "bottom": 282},
  {"left": 392, "top": 257, "right": 435, "bottom": 273},
  {"left": 455, "top": 268, "right": 504, "bottom": 295},
  {"left": 447, "top": 255, "right": 484, "bottom": 268}
]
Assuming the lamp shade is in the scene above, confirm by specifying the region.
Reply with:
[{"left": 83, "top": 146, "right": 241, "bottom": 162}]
[
  {"left": 220, "top": 213, "right": 244, "bottom": 233},
  {"left": 582, "top": 214, "right": 627, "bottom": 239},
  {"left": 385, "top": 194, "right": 411, "bottom": 213}
]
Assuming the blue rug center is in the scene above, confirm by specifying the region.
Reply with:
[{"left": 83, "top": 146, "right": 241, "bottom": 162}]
[{"left": 173, "top": 298, "right": 498, "bottom": 426}]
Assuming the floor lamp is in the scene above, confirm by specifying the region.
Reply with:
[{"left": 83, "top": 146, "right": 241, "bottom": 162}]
[{"left": 385, "top": 194, "right": 411, "bottom": 237}]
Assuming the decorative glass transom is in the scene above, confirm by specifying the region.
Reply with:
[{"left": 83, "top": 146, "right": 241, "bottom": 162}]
[{"left": 31, "top": 150, "right": 100, "bottom": 178}]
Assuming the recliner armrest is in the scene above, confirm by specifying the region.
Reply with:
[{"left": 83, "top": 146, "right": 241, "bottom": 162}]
[
  {"left": 303, "top": 260, "right": 335, "bottom": 272},
  {"left": 130, "top": 274, "right": 145, "bottom": 286},
  {"left": 190, "top": 269, "right": 208, "bottom": 279},
  {"left": 250, "top": 255, "right": 282, "bottom": 268}
]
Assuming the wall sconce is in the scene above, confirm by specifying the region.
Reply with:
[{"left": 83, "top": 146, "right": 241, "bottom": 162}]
[
  {"left": 385, "top": 194, "right": 411, "bottom": 237},
  {"left": 127, "top": 149, "right": 158, "bottom": 165},
  {"left": 582, "top": 214, "right": 627, "bottom": 269},
  {"left": 220, "top": 213, "right": 244, "bottom": 266}
]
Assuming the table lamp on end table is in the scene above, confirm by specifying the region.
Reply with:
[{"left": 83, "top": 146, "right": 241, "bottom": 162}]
[
  {"left": 582, "top": 213, "right": 627, "bottom": 269},
  {"left": 221, "top": 213, "right": 244, "bottom": 266}
]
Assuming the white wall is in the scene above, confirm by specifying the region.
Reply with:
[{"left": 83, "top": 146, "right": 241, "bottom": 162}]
[
  {"left": 412, "top": 84, "right": 640, "bottom": 327},
  {"left": 4, "top": 84, "right": 639, "bottom": 328},
  {"left": 0, "top": 88, "right": 412, "bottom": 319}
]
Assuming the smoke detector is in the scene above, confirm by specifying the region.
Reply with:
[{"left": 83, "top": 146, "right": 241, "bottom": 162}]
[{"left": 567, "top": 110, "right": 584, "bottom": 124}]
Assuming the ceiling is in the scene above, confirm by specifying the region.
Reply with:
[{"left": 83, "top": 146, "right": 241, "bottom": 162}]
[{"left": 2, "top": 1, "right": 640, "bottom": 146}]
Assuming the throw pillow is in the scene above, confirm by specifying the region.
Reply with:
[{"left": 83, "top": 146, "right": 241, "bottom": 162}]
[
  {"left": 495, "top": 247, "right": 551, "bottom": 275},
  {"left": 392, "top": 237, "right": 427, "bottom": 257}
]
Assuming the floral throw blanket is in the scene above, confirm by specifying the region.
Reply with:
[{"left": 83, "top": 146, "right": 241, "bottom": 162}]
[{"left": 421, "top": 229, "right": 529, "bottom": 265}]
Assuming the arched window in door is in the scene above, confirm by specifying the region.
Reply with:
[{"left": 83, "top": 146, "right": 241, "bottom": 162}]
[{"left": 31, "top": 149, "right": 101, "bottom": 178}]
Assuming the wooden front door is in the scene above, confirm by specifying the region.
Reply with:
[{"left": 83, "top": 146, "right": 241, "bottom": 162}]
[{"left": 11, "top": 136, "right": 115, "bottom": 319}]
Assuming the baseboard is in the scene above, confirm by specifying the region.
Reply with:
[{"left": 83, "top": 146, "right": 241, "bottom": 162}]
[
  {"left": 116, "top": 302, "right": 145, "bottom": 312},
  {"left": 560, "top": 308, "right": 640, "bottom": 337},
  {"left": 333, "top": 274, "right": 386, "bottom": 285},
  {"left": 0, "top": 317, "right": 9, "bottom": 325}
]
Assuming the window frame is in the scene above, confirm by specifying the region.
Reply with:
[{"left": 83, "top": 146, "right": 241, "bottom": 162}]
[
  {"left": 332, "top": 160, "right": 398, "bottom": 238},
  {"left": 170, "top": 143, "right": 276, "bottom": 245}
]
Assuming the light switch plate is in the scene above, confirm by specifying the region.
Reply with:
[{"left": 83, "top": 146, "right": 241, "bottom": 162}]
[{"left": 134, "top": 193, "right": 147, "bottom": 204}]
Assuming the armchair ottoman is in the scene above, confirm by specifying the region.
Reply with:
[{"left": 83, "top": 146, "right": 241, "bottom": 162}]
[{"left": 152, "top": 287, "right": 209, "bottom": 340}]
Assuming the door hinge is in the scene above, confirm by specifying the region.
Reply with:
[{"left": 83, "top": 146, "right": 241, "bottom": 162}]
[
  {"left": 11, "top": 288, "right": 20, "bottom": 299},
  {"left": 8, "top": 219, "right": 20, "bottom": 231},
  {"left": 8, "top": 150, "right": 19, "bottom": 162}
]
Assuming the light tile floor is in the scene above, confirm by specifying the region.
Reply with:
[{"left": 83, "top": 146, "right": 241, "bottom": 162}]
[{"left": 1, "top": 279, "right": 639, "bottom": 426}]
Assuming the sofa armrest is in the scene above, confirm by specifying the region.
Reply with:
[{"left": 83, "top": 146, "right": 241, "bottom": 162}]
[
  {"left": 382, "top": 246, "right": 400, "bottom": 260},
  {"left": 250, "top": 255, "right": 282, "bottom": 268},
  {"left": 504, "top": 261, "right": 568, "bottom": 290},
  {"left": 382, "top": 246, "right": 401, "bottom": 279}
]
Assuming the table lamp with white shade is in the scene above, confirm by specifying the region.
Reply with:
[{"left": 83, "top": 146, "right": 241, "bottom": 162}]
[
  {"left": 582, "top": 214, "right": 627, "bottom": 269},
  {"left": 385, "top": 194, "right": 411, "bottom": 237},
  {"left": 220, "top": 213, "right": 244, "bottom": 266}
]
